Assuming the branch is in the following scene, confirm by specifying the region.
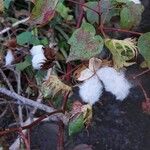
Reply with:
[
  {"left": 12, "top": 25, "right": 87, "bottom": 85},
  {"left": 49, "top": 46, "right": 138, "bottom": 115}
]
[
  {"left": 0, "top": 17, "right": 30, "bottom": 35},
  {"left": 0, "top": 87, "right": 54, "bottom": 113},
  {"left": 0, "top": 68, "right": 14, "bottom": 92}
]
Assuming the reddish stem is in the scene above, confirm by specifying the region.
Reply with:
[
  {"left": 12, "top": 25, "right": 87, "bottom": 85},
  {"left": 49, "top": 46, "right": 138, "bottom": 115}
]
[
  {"left": 57, "top": 121, "right": 64, "bottom": 150},
  {"left": 76, "top": 8, "right": 84, "bottom": 28},
  {"left": 138, "top": 81, "right": 149, "bottom": 101},
  {"left": 19, "top": 129, "right": 30, "bottom": 150},
  {"left": 133, "top": 69, "right": 150, "bottom": 79},
  {"left": 65, "top": 63, "right": 72, "bottom": 82},
  {"left": 67, "top": 0, "right": 99, "bottom": 14},
  {"left": 62, "top": 92, "right": 70, "bottom": 112},
  {"left": 0, "top": 110, "right": 62, "bottom": 136},
  {"left": 102, "top": 27, "right": 143, "bottom": 36}
]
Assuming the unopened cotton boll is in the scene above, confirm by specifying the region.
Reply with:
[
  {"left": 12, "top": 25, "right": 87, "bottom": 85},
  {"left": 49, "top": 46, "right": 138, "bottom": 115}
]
[
  {"left": 5, "top": 50, "right": 14, "bottom": 66},
  {"left": 79, "top": 75, "right": 103, "bottom": 105},
  {"left": 97, "top": 67, "right": 132, "bottom": 101}
]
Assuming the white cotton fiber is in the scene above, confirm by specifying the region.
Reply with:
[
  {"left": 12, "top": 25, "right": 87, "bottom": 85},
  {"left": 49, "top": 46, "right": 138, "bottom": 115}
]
[
  {"left": 31, "top": 54, "right": 46, "bottom": 69},
  {"left": 5, "top": 50, "right": 14, "bottom": 66},
  {"left": 30, "top": 45, "right": 46, "bottom": 69},
  {"left": 97, "top": 67, "right": 132, "bottom": 101},
  {"left": 130, "top": 0, "right": 141, "bottom": 4},
  {"left": 30, "top": 45, "right": 44, "bottom": 56},
  {"left": 79, "top": 75, "right": 103, "bottom": 105}
]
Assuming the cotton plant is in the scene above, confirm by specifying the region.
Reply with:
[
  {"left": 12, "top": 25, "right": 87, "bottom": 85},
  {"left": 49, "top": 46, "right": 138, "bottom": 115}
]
[{"left": 78, "top": 58, "right": 132, "bottom": 105}]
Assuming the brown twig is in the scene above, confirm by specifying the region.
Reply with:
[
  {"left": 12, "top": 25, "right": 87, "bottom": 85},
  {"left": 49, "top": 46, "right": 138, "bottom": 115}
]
[
  {"left": 0, "top": 87, "right": 55, "bottom": 113},
  {"left": 0, "top": 17, "right": 30, "bottom": 35},
  {"left": 0, "top": 110, "right": 63, "bottom": 136}
]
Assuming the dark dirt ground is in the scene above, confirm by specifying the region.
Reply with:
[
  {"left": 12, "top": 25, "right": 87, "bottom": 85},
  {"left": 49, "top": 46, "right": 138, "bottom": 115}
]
[
  {"left": 0, "top": 65, "right": 150, "bottom": 150},
  {"left": 30, "top": 65, "right": 150, "bottom": 150}
]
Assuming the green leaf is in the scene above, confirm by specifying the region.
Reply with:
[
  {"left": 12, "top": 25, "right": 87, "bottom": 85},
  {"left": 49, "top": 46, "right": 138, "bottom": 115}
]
[
  {"left": 84, "top": 0, "right": 111, "bottom": 24},
  {"left": 30, "top": 0, "right": 58, "bottom": 25},
  {"left": 120, "top": 7, "right": 134, "bottom": 29},
  {"left": 69, "top": 114, "right": 84, "bottom": 136},
  {"left": 127, "top": 2, "right": 143, "bottom": 28},
  {"left": 35, "top": 70, "right": 47, "bottom": 86},
  {"left": 40, "top": 37, "right": 49, "bottom": 46},
  {"left": 84, "top": 2, "right": 99, "bottom": 24},
  {"left": 56, "top": 2, "right": 73, "bottom": 21},
  {"left": 116, "top": 0, "right": 130, "bottom": 3},
  {"left": 17, "top": 31, "right": 40, "bottom": 45},
  {"left": 16, "top": 56, "right": 32, "bottom": 71},
  {"left": 4, "top": 0, "right": 12, "bottom": 9},
  {"left": 17, "top": 32, "right": 32, "bottom": 45},
  {"left": 138, "top": 32, "right": 150, "bottom": 67},
  {"left": 67, "top": 23, "right": 104, "bottom": 62}
]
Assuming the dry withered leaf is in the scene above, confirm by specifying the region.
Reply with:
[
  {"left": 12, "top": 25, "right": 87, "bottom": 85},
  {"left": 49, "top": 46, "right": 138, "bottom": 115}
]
[
  {"left": 42, "top": 75, "right": 72, "bottom": 97},
  {"left": 77, "top": 58, "right": 113, "bottom": 81},
  {"left": 73, "top": 63, "right": 88, "bottom": 80},
  {"left": 3, "top": 38, "right": 17, "bottom": 50},
  {"left": 71, "top": 101, "right": 83, "bottom": 116},
  {"left": 41, "top": 47, "right": 56, "bottom": 70},
  {"left": 89, "top": 57, "right": 102, "bottom": 72},
  {"left": 43, "top": 47, "right": 56, "bottom": 60},
  {"left": 0, "top": 0, "right": 4, "bottom": 12}
]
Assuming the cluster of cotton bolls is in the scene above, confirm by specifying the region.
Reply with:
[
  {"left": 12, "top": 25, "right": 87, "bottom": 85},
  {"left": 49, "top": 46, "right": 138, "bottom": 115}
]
[
  {"left": 79, "top": 66, "right": 132, "bottom": 105},
  {"left": 4, "top": 45, "right": 46, "bottom": 69}
]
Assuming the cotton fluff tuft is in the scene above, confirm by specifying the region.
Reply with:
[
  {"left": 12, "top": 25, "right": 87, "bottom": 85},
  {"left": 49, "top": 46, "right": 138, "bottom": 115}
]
[
  {"left": 30, "top": 45, "right": 44, "bottom": 56},
  {"left": 97, "top": 67, "right": 132, "bottom": 101},
  {"left": 131, "top": 0, "right": 141, "bottom": 4},
  {"left": 30, "top": 45, "right": 46, "bottom": 69},
  {"left": 5, "top": 50, "right": 14, "bottom": 66},
  {"left": 79, "top": 75, "right": 103, "bottom": 105}
]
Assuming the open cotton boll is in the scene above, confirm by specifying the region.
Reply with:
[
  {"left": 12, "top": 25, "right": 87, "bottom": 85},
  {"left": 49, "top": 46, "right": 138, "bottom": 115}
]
[
  {"left": 32, "top": 54, "right": 46, "bottom": 69},
  {"left": 30, "top": 45, "right": 44, "bottom": 56},
  {"left": 5, "top": 50, "right": 14, "bottom": 66},
  {"left": 79, "top": 75, "right": 103, "bottom": 105},
  {"left": 97, "top": 67, "right": 132, "bottom": 101}
]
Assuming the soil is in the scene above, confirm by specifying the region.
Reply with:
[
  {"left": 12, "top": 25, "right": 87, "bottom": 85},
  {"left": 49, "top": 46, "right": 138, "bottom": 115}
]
[{"left": 30, "top": 65, "right": 150, "bottom": 150}]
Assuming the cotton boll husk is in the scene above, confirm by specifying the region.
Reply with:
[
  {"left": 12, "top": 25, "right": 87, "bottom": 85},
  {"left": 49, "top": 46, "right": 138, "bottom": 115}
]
[
  {"left": 5, "top": 50, "right": 14, "bottom": 65},
  {"left": 97, "top": 67, "right": 132, "bottom": 101},
  {"left": 30, "top": 45, "right": 44, "bottom": 56},
  {"left": 32, "top": 54, "right": 46, "bottom": 69},
  {"left": 79, "top": 75, "right": 103, "bottom": 105}
]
